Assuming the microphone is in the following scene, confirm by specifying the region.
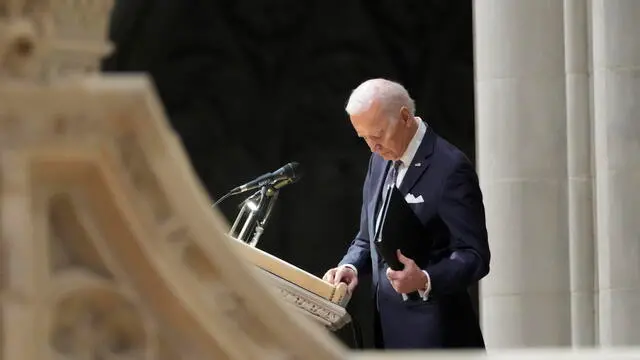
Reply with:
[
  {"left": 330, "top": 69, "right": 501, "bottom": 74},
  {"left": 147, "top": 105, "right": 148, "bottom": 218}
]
[{"left": 229, "top": 162, "right": 302, "bottom": 195}]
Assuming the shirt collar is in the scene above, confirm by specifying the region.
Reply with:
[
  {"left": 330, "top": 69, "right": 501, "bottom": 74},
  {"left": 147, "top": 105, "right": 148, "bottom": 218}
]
[{"left": 399, "top": 116, "right": 427, "bottom": 167}]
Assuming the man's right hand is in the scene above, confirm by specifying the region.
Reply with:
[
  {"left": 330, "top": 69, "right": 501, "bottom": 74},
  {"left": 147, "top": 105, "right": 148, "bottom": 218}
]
[{"left": 323, "top": 265, "right": 358, "bottom": 293}]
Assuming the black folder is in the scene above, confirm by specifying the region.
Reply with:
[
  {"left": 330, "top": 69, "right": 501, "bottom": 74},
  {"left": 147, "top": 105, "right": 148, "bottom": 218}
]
[{"left": 374, "top": 186, "right": 431, "bottom": 271}]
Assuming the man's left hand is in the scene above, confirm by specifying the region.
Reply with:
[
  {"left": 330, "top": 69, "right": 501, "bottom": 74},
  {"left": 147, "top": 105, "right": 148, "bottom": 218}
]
[{"left": 386, "top": 250, "right": 428, "bottom": 293}]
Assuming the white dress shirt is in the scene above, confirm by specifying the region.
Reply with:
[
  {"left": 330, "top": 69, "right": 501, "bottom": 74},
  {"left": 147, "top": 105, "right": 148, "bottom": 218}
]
[{"left": 344, "top": 117, "right": 431, "bottom": 300}]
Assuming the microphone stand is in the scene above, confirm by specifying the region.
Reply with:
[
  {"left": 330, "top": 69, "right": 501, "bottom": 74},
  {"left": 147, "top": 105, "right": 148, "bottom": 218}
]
[
  {"left": 215, "top": 164, "right": 299, "bottom": 247},
  {"left": 228, "top": 185, "right": 279, "bottom": 247}
]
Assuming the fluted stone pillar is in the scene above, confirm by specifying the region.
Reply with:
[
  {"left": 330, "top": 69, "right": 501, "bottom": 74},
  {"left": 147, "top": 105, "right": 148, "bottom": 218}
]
[
  {"left": 475, "top": 1, "right": 572, "bottom": 347},
  {"left": 564, "top": 0, "right": 596, "bottom": 347},
  {"left": 591, "top": 0, "right": 640, "bottom": 346}
]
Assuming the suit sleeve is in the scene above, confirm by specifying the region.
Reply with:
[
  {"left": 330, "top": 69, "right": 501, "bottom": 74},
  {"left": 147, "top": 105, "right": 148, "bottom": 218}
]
[
  {"left": 338, "top": 156, "right": 374, "bottom": 275},
  {"left": 426, "top": 159, "right": 490, "bottom": 295}
]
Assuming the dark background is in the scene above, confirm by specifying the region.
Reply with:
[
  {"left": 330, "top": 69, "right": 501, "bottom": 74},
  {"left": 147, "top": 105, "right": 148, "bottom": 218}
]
[{"left": 102, "top": 0, "right": 476, "bottom": 349}]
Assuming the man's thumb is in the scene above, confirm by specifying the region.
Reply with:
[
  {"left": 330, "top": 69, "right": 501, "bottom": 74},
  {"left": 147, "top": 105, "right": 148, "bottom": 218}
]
[{"left": 397, "top": 249, "right": 411, "bottom": 264}]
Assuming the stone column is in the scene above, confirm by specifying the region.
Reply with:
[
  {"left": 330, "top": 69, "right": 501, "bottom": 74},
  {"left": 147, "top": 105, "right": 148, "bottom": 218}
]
[
  {"left": 565, "top": 0, "right": 596, "bottom": 347},
  {"left": 474, "top": 1, "right": 572, "bottom": 347},
  {"left": 591, "top": 0, "right": 640, "bottom": 346}
]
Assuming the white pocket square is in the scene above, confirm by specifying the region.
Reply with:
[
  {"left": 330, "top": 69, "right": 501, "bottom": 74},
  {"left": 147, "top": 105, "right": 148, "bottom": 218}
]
[{"left": 405, "top": 193, "right": 424, "bottom": 204}]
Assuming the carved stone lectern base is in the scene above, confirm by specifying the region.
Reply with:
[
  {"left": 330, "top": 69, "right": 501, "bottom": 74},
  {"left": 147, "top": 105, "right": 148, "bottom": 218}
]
[{"left": 232, "top": 237, "right": 352, "bottom": 330}]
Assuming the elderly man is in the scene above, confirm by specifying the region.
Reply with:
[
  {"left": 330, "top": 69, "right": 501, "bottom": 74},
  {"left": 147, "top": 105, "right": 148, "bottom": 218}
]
[{"left": 323, "top": 78, "right": 490, "bottom": 349}]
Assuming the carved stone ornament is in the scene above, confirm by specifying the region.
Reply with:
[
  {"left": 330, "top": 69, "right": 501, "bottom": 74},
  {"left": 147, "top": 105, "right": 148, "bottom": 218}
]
[
  {"left": 0, "top": 66, "right": 353, "bottom": 360},
  {"left": 0, "top": 0, "right": 351, "bottom": 358}
]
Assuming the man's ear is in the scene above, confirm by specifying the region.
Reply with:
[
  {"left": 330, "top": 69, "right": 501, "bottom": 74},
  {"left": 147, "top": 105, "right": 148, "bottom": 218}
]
[{"left": 400, "top": 106, "right": 411, "bottom": 125}]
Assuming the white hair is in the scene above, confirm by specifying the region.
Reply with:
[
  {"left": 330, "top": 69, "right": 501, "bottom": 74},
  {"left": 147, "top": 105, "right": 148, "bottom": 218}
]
[{"left": 345, "top": 78, "right": 416, "bottom": 118}]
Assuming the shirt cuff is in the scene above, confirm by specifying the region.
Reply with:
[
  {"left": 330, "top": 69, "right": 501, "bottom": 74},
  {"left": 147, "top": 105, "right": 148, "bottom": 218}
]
[
  {"left": 417, "top": 270, "right": 432, "bottom": 301},
  {"left": 341, "top": 264, "right": 358, "bottom": 276}
]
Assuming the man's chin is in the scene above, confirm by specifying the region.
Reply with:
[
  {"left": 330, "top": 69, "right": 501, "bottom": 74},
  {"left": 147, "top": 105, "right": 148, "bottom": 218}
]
[{"left": 380, "top": 153, "right": 396, "bottom": 161}]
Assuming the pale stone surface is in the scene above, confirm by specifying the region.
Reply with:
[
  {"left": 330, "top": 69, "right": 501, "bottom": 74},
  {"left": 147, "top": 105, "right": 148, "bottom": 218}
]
[
  {"left": 348, "top": 348, "right": 640, "bottom": 360},
  {"left": 591, "top": 0, "right": 640, "bottom": 346},
  {"left": 564, "top": 0, "right": 596, "bottom": 347},
  {"left": 351, "top": 349, "right": 640, "bottom": 360},
  {"left": 474, "top": 0, "right": 572, "bottom": 347},
  {"left": 473, "top": 1, "right": 565, "bottom": 80},
  {"left": 481, "top": 293, "right": 572, "bottom": 347},
  {"left": 477, "top": 0, "right": 640, "bottom": 348},
  {"left": 479, "top": 181, "right": 569, "bottom": 296}
]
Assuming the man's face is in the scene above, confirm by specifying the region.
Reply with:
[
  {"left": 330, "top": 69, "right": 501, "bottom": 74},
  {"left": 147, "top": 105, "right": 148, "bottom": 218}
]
[{"left": 350, "top": 101, "right": 406, "bottom": 161}]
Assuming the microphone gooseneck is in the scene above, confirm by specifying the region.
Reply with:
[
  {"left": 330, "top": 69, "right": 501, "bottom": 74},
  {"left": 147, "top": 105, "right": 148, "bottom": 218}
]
[{"left": 228, "top": 161, "right": 302, "bottom": 196}]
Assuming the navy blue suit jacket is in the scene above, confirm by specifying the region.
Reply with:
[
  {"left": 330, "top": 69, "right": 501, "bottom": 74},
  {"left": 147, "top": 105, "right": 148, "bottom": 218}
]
[{"left": 339, "top": 125, "right": 490, "bottom": 349}]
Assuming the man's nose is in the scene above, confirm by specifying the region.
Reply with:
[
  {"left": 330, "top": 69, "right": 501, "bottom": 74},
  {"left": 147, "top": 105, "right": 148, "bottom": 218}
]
[{"left": 365, "top": 139, "right": 380, "bottom": 152}]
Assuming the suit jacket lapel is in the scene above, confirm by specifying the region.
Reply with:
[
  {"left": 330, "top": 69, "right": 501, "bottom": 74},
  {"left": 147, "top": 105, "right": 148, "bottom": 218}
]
[{"left": 399, "top": 126, "right": 436, "bottom": 195}]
